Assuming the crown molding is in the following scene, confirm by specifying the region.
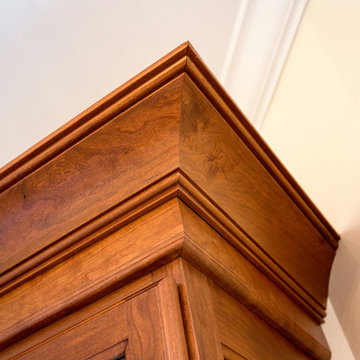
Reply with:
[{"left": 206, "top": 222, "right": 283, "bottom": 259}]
[
  {"left": 0, "top": 41, "right": 338, "bottom": 250},
  {"left": 0, "top": 42, "right": 339, "bottom": 286},
  {"left": 0, "top": 167, "right": 326, "bottom": 322},
  {"left": 0, "top": 190, "right": 330, "bottom": 359},
  {"left": 0, "top": 43, "right": 338, "bottom": 359},
  {"left": 221, "top": 0, "right": 308, "bottom": 129}
]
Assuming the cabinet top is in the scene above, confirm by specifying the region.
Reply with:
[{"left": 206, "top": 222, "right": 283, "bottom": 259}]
[
  {"left": 0, "top": 41, "right": 339, "bottom": 245},
  {"left": 0, "top": 43, "right": 339, "bottom": 318}
]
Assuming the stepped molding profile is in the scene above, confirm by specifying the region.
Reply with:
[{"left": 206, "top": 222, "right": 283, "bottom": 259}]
[{"left": 0, "top": 42, "right": 339, "bottom": 360}]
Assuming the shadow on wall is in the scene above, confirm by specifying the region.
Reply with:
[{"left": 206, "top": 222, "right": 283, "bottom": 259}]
[{"left": 330, "top": 224, "right": 360, "bottom": 357}]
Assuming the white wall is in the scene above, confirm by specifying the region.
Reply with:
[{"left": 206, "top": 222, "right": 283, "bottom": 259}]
[
  {"left": 325, "top": 302, "right": 355, "bottom": 360},
  {"left": 261, "top": 0, "right": 360, "bottom": 358},
  {"left": 0, "top": 0, "right": 239, "bottom": 168}
]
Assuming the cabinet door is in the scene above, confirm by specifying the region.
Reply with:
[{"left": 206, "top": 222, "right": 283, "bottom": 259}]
[{"left": 6, "top": 277, "right": 188, "bottom": 360}]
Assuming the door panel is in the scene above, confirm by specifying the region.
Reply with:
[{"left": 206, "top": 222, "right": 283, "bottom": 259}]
[{"left": 5, "top": 277, "right": 188, "bottom": 360}]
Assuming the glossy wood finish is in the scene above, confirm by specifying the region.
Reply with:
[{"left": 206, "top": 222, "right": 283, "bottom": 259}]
[
  {"left": 169, "top": 259, "right": 224, "bottom": 360},
  {"left": 1, "top": 276, "right": 189, "bottom": 360},
  {"left": 0, "top": 75, "right": 182, "bottom": 276},
  {"left": 211, "top": 281, "right": 310, "bottom": 360},
  {"left": 180, "top": 73, "right": 334, "bottom": 311},
  {"left": 0, "top": 199, "right": 331, "bottom": 358},
  {"left": 0, "top": 199, "right": 184, "bottom": 349},
  {"left": 0, "top": 42, "right": 339, "bottom": 359},
  {"left": 178, "top": 200, "right": 330, "bottom": 359}
]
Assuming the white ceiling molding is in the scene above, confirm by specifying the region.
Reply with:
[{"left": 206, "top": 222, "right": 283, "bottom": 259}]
[
  {"left": 220, "top": 0, "right": 308, "bottom": 129},
  {"left": 220, "top": 0, "right": 250, "bottom": 84}
]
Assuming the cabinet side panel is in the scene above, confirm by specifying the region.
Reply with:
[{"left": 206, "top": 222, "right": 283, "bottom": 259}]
[
  {"left": 210, "top": 281, "right": 311, "bottom": 360},
  {"left": 177, "top": 199, "right": 330, "bottom": 359}
]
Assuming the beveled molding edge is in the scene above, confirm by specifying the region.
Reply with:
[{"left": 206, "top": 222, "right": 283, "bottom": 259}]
[
  {"left": 0, "top": 41, "right": 339, "bottom": 250},
  {"left": 0, "top": 169, "right": 325, "bottom": 324},
  {"left": 0, "top": 173, "right": 330, "bottom": 360},
  {"left": 181, "top": 236, "right": 330, "bottom": 360},
  {"left": 0, "top": 170, "right": 181, "bottom": 294},
  {"left": 177, "top": 170, "right": 325, "bottom": 321}
]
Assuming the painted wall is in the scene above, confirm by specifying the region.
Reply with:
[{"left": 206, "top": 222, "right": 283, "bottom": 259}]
[
  {"left": 0, "top": 0, "right": 239, "bottom": 168},
  {"left": 261, "top": 0, "right": 360, "bottom": 358}
]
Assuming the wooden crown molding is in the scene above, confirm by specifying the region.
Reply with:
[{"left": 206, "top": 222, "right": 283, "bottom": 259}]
[
  {"left": 0, "top": 41, "right": 338, "bottom": 309},
  {"left": 0, "top": 42, "right": 339, "bottom": 360},
  {"left": 0, "top": 197, "right": 330, "bottom": 359},
  {"left": 0, "top": 41, "right": 338, "bottom": 248},
  {"left": 0, "top": 168, "right": 325, "bottom": 321}
]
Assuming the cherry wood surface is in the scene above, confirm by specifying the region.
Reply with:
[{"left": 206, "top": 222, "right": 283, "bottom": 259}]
[
  {"left": 0, "top": 43, "right": 338, "bottom": 312},
  {"left": 0, "top": 199, "right": 331, "bottom": 359},
  {"left": 1, "top": 258, "right": 321, "bottom": 360},
  {"left": 169, "top": 259, "right": 224, "bottom": 360},
  {"left": 0, "top": 42, "right": 339, "bottom": 359},
  {"left": 210, "top": 281, "right": 311, "bottom": 360},
  {"left": 0, "top": 199, "right": 184, "bottom": 350},
  {"left": 0, "top": 75, "right": 182, "bottom": 276},
  {"left": 177, "top": 199, "right": 330, "bottom": 359},
  {"left": 0, "top": 276, "right": 189, "bottom": 360},
  {"left": 180, "top": 73, "right": 334, "bottom": 309}
]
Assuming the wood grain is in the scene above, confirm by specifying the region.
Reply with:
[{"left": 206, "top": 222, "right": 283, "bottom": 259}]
[
  {"left": 210, "top": 281, "right": 311, "bottom": 360},
  {"left": 0, "top": 277, "right": 188, "bottom": 360},
  {"left": 177, "top": 199, "right": 330, "bottom": 360},
  {"left": 0, "top": 199, "right": 331, "bottom": 359},
  {"left": 0, "top": 75, "right": 183, "bottom": 275},
  {"left": 180, "top": 73, "right": 334, "bottom": 308},
  {"left": 0, "top": 199, "right": 185, "bottom": 350},
  {"left": 222, "top": 345, "right": 247, "bottom": 360},
  {"left": 169, "top": 260, "right": 223, "bottom": 360},
  {"left": 0, "top": 170, "right": 180, "bottom": 296},
  {"left": 0, "top": 42, "right": 339, "bottom": 360},
  {"left": 0, "top": 269, "right": 167, "bottom": 358},
  {"left": 0, "top": 43, "right": 338, "bottom": 318},
  {"left": 0, "top": 42, "right": 338, "bottom": 252},
  {"left": 185, "top": 47, "right": 339, "bottom": 249},
  {"left": 0, "top": 42, "right": 188, "bottom": 192},
  {"left": 178, "top": 170, "right": 326, "bottom": 321}
]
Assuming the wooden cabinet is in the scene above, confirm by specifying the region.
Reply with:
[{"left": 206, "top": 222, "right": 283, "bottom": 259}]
[{"left": 0, "top": 42, "right": 339, "bottom": 359}]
